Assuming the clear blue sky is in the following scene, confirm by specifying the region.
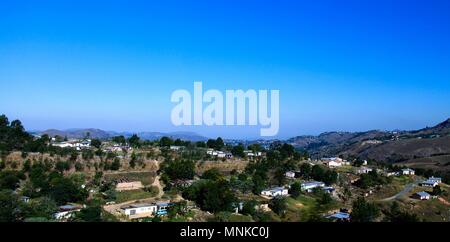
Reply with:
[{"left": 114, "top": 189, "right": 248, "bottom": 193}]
[{"left": 0, "top": 0, "right": 449, "bottom": 139}]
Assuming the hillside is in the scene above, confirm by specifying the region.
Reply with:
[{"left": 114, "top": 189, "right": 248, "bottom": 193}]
[
  {"left": 37, "top": 129, "right": 208, "bottom": 141},
  {"left": 288, "top": 118, "right": 450, "bottom": 169}
]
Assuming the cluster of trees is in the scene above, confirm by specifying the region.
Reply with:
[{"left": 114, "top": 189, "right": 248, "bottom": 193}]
[
  {"left": 160, "top": 158, "right": 195, "bottom": 187},
  {"left": 355, "top": 170, "right": 391, "bottom": 189},
  {"left": 0, "top": 115, "right": 32, "bottom": 153},
  {"left": 159, "top": 136, "right": 192, "bottom": 147},
  {"left": 297, "top": 163, "right": 338, "bottom": 185},
  {"left": 111, "top": 134, "right": 141, "bottom": 148},
  {"left": 206, "top": 137, "right": 224, "bottom": 150},
  {"left": 0, "top": 159, "right": 90, "bottom": 221},
  {"left": 350, "top": 197, "right": 380, "bottom": 222},
  {"left": 182, "top": 179, "right": 237, "bottom": 213}
]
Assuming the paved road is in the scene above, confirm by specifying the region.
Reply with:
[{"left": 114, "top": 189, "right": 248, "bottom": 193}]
[{"left": 379, "top": 180, "right": 420, "bottom": 202}]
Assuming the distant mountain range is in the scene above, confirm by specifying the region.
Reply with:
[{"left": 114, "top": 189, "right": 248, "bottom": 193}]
[
  {"left": 34, "top": 118, "right": 450, "bottom": 170},
  {"left": 36, "top": 129, "right": 208, "bottom": 142},
  {"left": 288, "top": 118, "right": 450, "bottom": 170}
]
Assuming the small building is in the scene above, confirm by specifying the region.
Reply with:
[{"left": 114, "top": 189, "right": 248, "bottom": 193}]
[
  {"left": 325, "top": 212, "right": 350, "bottom": 221},
  {"left": 54, "top": 204, "right": 82, "bottom": 220},
  {"left": 285, "top": 171, "right": 296, "bottom": 179},
  {"left": 401, "top": 168, "right": 415, "bottom": 175},
  {"left": 170, "top": 179, "right": 194, "bottom": 188},
  {"left": 301, "top": 181, "right": 325, "bottom": 192},
  {"left": 21, "top": 196, "right": 30, "bottom": 203},
  {"left": 428, "top": 176, "right": 442, "bottom": 184},
  {"left": 217, "top": 151, "right": 226, "bottom": 158},
  {"left": 156, "top": 202, "right": 173, "bottom": 216},
  {"left": 206, "top": 149, "right": 214, "bottom": 155},
  {"left": 321, "top": 157, "right": 347, "bottom": 168},
  {"left": 322, "top": 186, "right": 335, "bottom": 194},
  {"left": 261, "top": 187, "right": 289, "bottom": 197},
  {"left": 420, "top": 180, "right": 439, "bottom": 187},
  {"left": 386, "top": 172, "right": 399, "bottom": 177},
  {"left": 121, "top": 203, "right": 158, "bottom": 218},
  {"left": 169, "top": 145, "right": 183, "bottom": 151},
  {"left": 414, "top": 191, "right": 430, "bottom": 200},
  {"left": 358, "top": 167, "right": 373, "bottom": 174}
]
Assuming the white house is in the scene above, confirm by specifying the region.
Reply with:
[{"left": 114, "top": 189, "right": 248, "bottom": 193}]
[
  {"left": 206, "top": 148, "right": 214, "bottom": 155},
  {"left": 121, "top": 203, "right": 158, "bottom": 217},
  {"left": 401, "top": 168, "right": 415, "bottom": 175},
  {"left": 170, "top": 145, "right": 183, "bottom": 151},
  {"left": 216, "top": 151, "right": 226, "bottom": 158},
  {"left": 261, "top": 187, "right": 289, "bottom": 197},
  {"left": 301, "top": 181, "right": 325, "bottom": 192},
  {"left": 420, "top": 180, "right": 438, "bottom": 187},
  {"left": 285, "top": 171, "right": 296, "bottom": 179},
  {"left": 428, "top": 176, "right": 442, "bottom": 184},
  {"left": 386, "top": 172, "right": 399, "bottom": 177},
  {"left": 54, "top": 205, "right": 82, "bottom": 220},
  {"left": 358, "top": 167, "right": 373, "bottom": 174},
  {"left": 322, "top": 157, "right": 344, "bottom": 167},
  {"left": 414, "top": 191, "right": 430, "bottom": 200}
]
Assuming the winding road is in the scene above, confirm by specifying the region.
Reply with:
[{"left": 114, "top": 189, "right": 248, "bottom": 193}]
[{"left": 378, "top": 180, "right": 420, "bottom": 202}]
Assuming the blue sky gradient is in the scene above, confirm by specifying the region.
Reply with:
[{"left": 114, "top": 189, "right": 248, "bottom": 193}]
[{"left": 0, "top": 0, "right": 449, "bottom": 139}]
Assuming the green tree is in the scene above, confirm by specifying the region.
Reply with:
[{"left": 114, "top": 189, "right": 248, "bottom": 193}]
[
  {"left": 128, "top": 134, "right": 141, "bottom": 148},
  {"left": 350, "top": 197, "right": 380, "bottom": 222},
  {"left": 0, "top": 189, "right": 21, "bottom": 222},
  {"left": 241, "top": 200, "right": 258, "bottom": 216},
  {"left": 269, "top": 197, "right": 287, "bottom": 216},
  {"left": 161, "top": 159, "right": 195, "bottom": 181},
  {"left": 201, "top": 168, "right": 223, "bottom": 181},
  {"left": 112, "top": 136, "right": 126, "bottom": 145},
  {"left": 384, "top": 201, "right": 419, "bottom": 222},
  {"left": 182, "top": 180, "right": 237, "bottom": 213},
  {"left": 289, "top": 182, "right": 302, "bottom": 198},
  {"left": 91, "top": 139, "right": 102, "bottom": 149},
  {"left": 159, "top": 136, "right": 173, "bottom": 147},
  {"left": 231, "top": 144, "right": 245, "bottom": 157},
  {"left": 110, "top": 158, "right": 121, "bottom": 171},
  {"left": 0, "top": 170, "right": 24, "bottom": 190}
]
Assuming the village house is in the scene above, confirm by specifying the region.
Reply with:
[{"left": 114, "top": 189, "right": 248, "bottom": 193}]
[
  {"left": 54, "top": 204, "right": 83, "bottom": 220},
  {"left": 169, "top": 145, "right": 183, "bottom": 151},
  {"left": 401, "top": 168, "right": 415, "bottom": 175},
  {"left": 428, "top": 176, "right": 442, "bottom": 184},
  {"left": 357, "top": 167, "right": 373, "bottom": 174},
  {"left": 21, "top": 196, "right": 30, "bottom": 203},
  {"left": 285, "top": 171, "right": 296, "bottom": 179},
  {"left": 104, "top": 145, "right": 132, "bottom": 153},
  {"left": 414, "top": 191, "right": 431, "bottom": 200},
  {"left": 301, "top": 181, "right": 325, "bottom": 192},
  {"left": 386, "top": 171, "right": 399, "bottom": 177},
  {"left": 170, "top": 179, "right": 195, "bottom": 188},
  {"left": 155, "top": 202, "right": 173, "bottom": 216},
  {"left": 121, "top": 203, "right": 158, "bottom": 218},
  {"left": 325, "top": 211, "right": 350, "bottom": 221},
  {"left": 206, "top": 148, "right": 214, "bottom": 155},
  {"left": 420, "top": 179, "right": 439, "bottom": 187},
  {"left": 216, "top": 151, "right": 226, "bottom": 158},
  {"left": 261, "top": 186, "right": 289, "bottom": 197},
  {"left": 321, "top": 157, "right": 349, "bottom": 168},
  {"left": 322, "top": 186, "right": 335, "bottom": 194}
]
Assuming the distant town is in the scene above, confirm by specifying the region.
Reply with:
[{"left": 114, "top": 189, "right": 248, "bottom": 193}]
[{"left": 0, "top": 114, "right": 449, "bottom": 222}]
